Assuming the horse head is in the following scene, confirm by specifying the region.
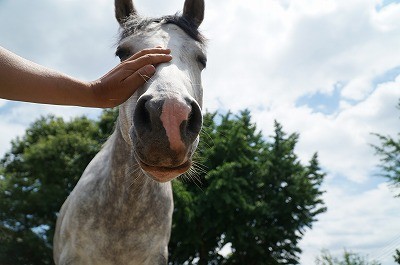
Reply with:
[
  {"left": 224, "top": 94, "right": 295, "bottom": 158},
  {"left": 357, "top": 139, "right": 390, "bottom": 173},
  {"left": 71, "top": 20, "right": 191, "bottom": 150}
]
[{"left": 115, "top": 0, "right": 207, "bottom": 182}]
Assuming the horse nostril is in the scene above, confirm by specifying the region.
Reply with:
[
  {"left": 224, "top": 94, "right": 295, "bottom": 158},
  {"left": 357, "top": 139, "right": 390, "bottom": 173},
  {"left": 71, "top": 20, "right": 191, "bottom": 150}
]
[
  {"left": 134, "top": 95, "right": 152, "bottom": 131},
  {"left": 134, "top": 95, "right": 202, "bottom": 152},
  {"left": 187, "top": 100, "right": 202, "bottom": 136}
]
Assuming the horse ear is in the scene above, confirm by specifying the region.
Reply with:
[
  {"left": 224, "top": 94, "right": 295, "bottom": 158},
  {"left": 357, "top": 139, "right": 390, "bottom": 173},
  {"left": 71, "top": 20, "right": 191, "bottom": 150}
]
[
  {"left": 183, "top": 0, "right": 204, "bottom": 28},
  {"left": 115, "top": 0, "right": 137, "bottom": 25}
]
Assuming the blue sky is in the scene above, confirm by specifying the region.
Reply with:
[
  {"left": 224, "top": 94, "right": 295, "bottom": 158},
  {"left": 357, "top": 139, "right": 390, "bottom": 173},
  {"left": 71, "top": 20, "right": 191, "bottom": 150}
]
[
  {"left": 296, "top": 85, "right": 342, "bottom": 115},
  {"left": 296, "top": 65, "right": 400, "bottom": 115},
  {"left": 378, "top": 0, "right": 400, "bottom": 9},
  {"left": 1, "top": 0, "right": 400, "bottom": 264}
]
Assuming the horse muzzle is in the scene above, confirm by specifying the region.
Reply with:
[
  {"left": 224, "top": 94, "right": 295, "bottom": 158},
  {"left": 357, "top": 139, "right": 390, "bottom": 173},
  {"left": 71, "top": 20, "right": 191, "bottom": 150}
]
[{"left": 132, "top": 94, "right": 202, "bottom": 182}]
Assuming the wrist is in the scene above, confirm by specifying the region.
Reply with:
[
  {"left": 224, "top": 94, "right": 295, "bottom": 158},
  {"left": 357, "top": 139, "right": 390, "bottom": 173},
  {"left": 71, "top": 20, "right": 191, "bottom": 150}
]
[{"left": 87, "top": 80, "right": 117, "bottom": 108}]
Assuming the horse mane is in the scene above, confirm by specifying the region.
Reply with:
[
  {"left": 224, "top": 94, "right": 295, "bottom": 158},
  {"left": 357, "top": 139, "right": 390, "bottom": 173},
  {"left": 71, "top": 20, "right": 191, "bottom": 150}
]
[{"left": 119, "top": 13, "right": 206, "bottom": 44}]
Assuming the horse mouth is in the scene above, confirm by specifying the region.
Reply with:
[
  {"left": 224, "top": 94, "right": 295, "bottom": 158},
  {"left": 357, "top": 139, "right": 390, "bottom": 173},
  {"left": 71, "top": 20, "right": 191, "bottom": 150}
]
[{"left": 137, "top": 159, "right": 191, "bottom": 182}]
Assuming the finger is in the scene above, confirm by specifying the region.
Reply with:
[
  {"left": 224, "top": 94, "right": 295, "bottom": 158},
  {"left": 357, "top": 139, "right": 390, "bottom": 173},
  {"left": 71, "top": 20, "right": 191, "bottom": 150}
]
[
  {"left": 127, "top": 48, "right": 171, "bottom": 61},
  {"left": 137, "top": 64, "right": 156, "bottom": 82},
  {"left": 124, "top": 54, "right": 172, "bottom": 71},
  {"left": 121, "top": 65, "right": 156, "bottom": 91}
]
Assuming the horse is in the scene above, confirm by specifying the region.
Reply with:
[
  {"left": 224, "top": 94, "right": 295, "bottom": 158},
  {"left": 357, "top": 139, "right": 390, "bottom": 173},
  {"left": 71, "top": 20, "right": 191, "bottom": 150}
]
[{"left": 53, "top": 0, "right": 206, "bottom": 264}]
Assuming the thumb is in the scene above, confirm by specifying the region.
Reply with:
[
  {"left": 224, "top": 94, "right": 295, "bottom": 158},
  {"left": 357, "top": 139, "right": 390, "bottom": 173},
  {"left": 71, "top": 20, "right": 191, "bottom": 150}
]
[
  {"left": 137, "top": 65, "right": 156, "bottom": 82},
  {"left": 120, "top": 64, "right": 156, "bottom": 97},
  {"left": 123, "top": 64, "right": 156, "bottom": 88}
]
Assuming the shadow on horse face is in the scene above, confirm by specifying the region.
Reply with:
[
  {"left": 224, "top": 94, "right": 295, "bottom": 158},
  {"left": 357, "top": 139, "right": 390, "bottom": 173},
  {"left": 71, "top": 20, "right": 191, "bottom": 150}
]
[{"left": 116, "top": 1, "right": 207, "bottom": 182}]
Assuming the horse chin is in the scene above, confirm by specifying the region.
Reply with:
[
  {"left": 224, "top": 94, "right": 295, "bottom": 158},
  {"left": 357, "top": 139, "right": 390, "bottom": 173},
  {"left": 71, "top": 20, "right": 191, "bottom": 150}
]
[{"left": 138, "top": 159, "right": 191, "bottom": 183}]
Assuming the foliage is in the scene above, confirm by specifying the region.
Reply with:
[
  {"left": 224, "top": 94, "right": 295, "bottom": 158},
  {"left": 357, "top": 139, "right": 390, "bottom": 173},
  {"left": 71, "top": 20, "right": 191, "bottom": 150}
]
[
  {"left": 372, "top": 100, "right": 400, "bottom": 264},
  {"left": 169, "top": 110, "right": 326, "bottom": 265},
  {"left": 0, "top": 108, "right": 325, "bottom": 265},
  {"left": 0, "top": 109, "right": 118, "bottom": 264},
  {"left": 395, "top": 249, "right": 400, "bottom": 264},
  {"left": 372, "top": 100, "right": 400, "bottom": 196},
  {"left": 315, "top": 249, "right": 381, "bottom": 265}
]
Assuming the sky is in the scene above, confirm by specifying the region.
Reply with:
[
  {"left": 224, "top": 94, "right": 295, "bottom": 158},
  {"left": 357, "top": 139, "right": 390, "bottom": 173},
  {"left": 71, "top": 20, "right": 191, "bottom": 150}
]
[{"left": 1, "top": 0, "right": 400, "bottom": 264}]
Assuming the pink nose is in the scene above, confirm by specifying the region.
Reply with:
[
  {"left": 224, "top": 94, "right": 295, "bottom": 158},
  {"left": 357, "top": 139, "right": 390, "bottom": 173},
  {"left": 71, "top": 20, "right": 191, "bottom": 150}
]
[
  {"left": 160, "top": 98, "right": 191, "bottom": 152},
  {"left": 132, "top": 94, "right": 202, "bottom": 161}
]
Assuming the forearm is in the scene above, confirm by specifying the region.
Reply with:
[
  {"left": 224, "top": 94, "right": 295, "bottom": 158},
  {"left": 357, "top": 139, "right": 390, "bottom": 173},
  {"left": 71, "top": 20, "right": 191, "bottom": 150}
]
[
  {"left": 1, "top": 46, "right": 172, "bottom": 108},
  {"left": 0, "top": 46, "right": 94, "bottom": 106}
]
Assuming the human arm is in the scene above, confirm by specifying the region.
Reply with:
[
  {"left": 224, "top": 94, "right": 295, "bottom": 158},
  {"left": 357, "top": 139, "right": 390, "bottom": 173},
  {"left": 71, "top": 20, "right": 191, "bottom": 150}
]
[{"left": 0, "top": 46, "right": 172, "bottom": 108}]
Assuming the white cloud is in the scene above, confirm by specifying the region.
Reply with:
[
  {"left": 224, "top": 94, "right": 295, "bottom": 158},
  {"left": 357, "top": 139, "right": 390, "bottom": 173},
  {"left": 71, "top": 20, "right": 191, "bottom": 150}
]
[
  {"left": 0, "top": 0, "right": 112, "bottom": 155},
  {"left": 200, "top": 0, "right": 400, "bottom": 183},
  {"left": 0, "top": 101, "right": 101, "bottom": 156},
  {"left": 202, "top": 0, "right": 400, "bottom": 110},
  {"left": 0, "top": 99, "right": 7, "bottom": 108},
  {"left": 0, "top": 119, "right": 26, "bottom": 156},
  {"left": 252, "top": 76, "right": 400, "bottom": 183},
  {"left": 373, "top": 1, "right": 400, "bottom": 31},
  {"left": 300, "top": 181, "right": 400, "bottom": 265},
  {"left": 2, "top": 103, "right": 100, "bottom": 125},
  {"left": 0, "top": 0, "right": 120, "bottom": 80},
  {"left": 341, "top": 76, "right": 374, "bottom": 101}
]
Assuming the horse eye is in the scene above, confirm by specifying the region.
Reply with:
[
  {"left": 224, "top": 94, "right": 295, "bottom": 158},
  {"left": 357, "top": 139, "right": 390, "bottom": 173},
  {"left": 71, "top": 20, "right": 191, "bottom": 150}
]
[
  {"left": 116, "top": 48, "right": 131, "bottom": 61},
  {"left": 197, "top": 55, "right": 207, "bottom": 69}
]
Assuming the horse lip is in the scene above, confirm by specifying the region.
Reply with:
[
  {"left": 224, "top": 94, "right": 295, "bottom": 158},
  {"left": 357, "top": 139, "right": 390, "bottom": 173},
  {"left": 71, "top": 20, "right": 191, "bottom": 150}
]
[
  {"left": 139, "top": 159, "right": 191, "bottom": 172},
  {"left": 137, "top": 158, "right": 191, "bottom": 182}
]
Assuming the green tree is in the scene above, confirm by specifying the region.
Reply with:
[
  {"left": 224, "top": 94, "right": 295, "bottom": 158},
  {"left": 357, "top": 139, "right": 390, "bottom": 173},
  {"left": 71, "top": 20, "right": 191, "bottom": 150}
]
[
  {"left": 394, "top": 249, "right": 400, "bottom": 264},
  {"left": 372, "top": 100, "right": 400, "bottom": 195},
  {"left": 315, "top": 249, "right": 381, "bottom": 265},
  {"left": 169, "top": 110, "right": 326, "bottom": 265},
  {"left": 0, "top": 108, "right": 325, "bottom": 265},
  {"left": 372, "top": 100, "right": 400, "bottom": 264},
  {"left": 0, "top": 109, "right": 118, "bottom": 264}
]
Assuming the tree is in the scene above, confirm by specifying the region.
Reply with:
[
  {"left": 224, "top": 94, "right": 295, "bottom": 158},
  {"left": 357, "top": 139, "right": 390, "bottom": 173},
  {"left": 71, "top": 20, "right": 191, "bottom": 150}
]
[
  {"left": 372, "top": 100, "right": 400, "bottom": 264},
  {"left": 1, "top": 109, "right": 326, "bottom": 264},
  {"left": 169, "top": 110, "right": 326, "bottom": 264},
  {"left": 372, "top": 100, "right": 400, "bottom": 196},
  {"left": 394, "top": 249, "right": 400, "bottom": 264},
  {"left": 0, "top": 110, "right": 118, "bottom": 264},
  {"left": 315, "top": 249, "right": 381, "bottom": 265}
]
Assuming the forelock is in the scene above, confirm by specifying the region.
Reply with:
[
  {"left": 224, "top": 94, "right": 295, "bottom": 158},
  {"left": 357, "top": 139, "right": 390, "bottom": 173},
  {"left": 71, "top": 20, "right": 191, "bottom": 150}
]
[{"left": 119, "top": 14, "right": 206, "bottom": 44}]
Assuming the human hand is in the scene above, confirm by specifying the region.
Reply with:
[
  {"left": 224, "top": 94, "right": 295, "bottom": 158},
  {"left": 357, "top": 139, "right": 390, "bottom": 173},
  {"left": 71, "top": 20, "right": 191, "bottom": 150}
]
[{"left": 89, "top": 47, "right": 172, "bottom": 108}]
